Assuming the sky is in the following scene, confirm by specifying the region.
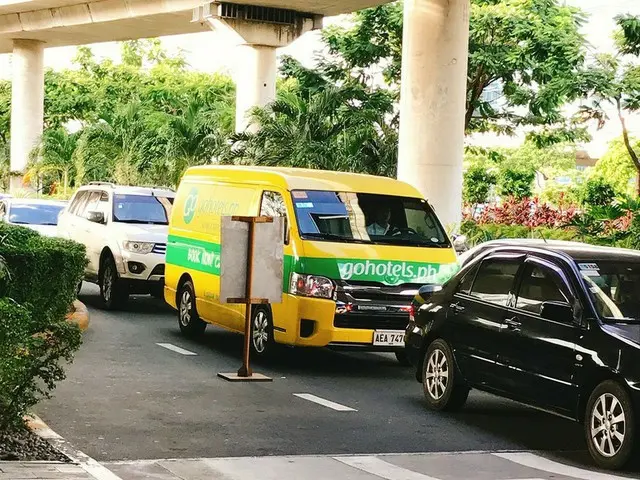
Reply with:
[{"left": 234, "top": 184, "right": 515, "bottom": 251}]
[{"left": 0, "top": 0, "right": 639, "bottom": 157}]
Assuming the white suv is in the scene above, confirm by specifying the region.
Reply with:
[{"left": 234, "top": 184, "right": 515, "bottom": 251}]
[{"left": 58, "top": 182, "right": 175, "bottom": 309}]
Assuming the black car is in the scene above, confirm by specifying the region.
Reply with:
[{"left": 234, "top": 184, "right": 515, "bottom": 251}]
[{"left": 405, "top": 243, "right": 640, "bottom": 470}]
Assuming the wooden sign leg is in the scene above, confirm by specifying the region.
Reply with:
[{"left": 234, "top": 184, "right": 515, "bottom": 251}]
[{"left": 237, "top": 220, "right": 255, "bottom": 377}]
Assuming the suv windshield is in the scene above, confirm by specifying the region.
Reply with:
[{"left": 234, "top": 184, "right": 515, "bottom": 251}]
[
  {"left": 579, "top": 260, "right": 640, "bottom": 321},
  {"left": 113, "top": 194, "right": 173, "bottom": 225},
  {"left": 291, "top": 190, "right": 450, "bottom": 248},
  {"left": 9, "top": 203, "right": 65, "bottom": 225}
]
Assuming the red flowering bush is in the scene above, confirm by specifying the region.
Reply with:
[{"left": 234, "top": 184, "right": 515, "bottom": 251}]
[{"left": 464, "top": 197, "right": 578, "bottom": 228}]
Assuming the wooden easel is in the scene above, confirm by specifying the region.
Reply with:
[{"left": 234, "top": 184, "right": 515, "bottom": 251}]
[{"left": 218, "top": 216, "right": 273, "bottom": 382}]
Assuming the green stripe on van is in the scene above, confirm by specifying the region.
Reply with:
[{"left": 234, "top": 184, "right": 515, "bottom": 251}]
[
  {"left": 167, "top": 234, "right": 221, "bottom": 276},
  {"left": 167, "top": 234, "right": 459, "bottom": 289}
]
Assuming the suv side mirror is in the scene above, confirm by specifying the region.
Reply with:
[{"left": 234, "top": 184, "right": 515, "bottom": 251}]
[
  {"left": 540, "top": 301, "right": 573, "bottom": 323},
  {"left": 86, "top": 211, "right": 105, "bottom": 224}
]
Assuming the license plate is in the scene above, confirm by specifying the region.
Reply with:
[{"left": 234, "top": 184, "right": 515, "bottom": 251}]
[{"left": 373, "top": 330, "right": 405, "bottom": 346}]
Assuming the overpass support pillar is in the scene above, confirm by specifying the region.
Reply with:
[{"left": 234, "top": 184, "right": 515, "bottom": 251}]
[
  {"left": 9, "top": 39, "right": 45, "bottom": 193},
  {"left": 195, "top": 3, "right": 320, "bottom": 133},
  {"left": 397, "top": 0, "right": 470, "bottom": 230}
]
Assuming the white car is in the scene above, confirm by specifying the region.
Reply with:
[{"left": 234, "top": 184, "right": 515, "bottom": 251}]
[
  {"left": 0, "top": 198, "right": 67, "bottom": 237},
  {"left": 57, "top": 182, "right": 175, "bottom": 309}
]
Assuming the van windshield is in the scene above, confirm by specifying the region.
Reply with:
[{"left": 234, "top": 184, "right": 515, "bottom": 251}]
[{"left": 291, "top": 190, "right": 450, "bottom": 248}]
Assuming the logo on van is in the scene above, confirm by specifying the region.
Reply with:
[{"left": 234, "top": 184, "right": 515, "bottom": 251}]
[{"left": 183, "top": 188, "right": 198, "bottom": 224}]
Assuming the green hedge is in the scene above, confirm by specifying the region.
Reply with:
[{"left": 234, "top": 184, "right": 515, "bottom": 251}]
[{"left": 0, "top": 223, "right": 86, "bottom": 430}]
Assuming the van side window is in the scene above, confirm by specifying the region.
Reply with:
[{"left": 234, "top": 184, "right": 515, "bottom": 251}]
[{"left": 260, "top": 191, "right": 288, "bottom": 244}]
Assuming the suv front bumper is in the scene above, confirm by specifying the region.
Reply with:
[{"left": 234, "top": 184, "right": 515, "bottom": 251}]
[{"left": 115, "top": 251, "right": 165, "bottom": 284}]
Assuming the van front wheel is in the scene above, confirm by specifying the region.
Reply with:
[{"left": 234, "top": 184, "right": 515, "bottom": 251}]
[{"left": 250, "top": 307, "right": 274, "bottom": 358}]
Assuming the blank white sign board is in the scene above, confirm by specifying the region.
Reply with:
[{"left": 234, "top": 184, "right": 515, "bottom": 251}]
[{"left": 220, "top": 216, "right": 284, "bottom": 304}]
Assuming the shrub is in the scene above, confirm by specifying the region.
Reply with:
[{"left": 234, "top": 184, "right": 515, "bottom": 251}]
[
  {"left": 470, "top": 197, "right": 577, "bottom": 228},
  {"left": 580, "top": 177, "right": 617, "bottom": 207},
  {"left": 498, "top": 168, "right": 535, "bottom": 200},
  {"left": 461, "top": 221, "right": 579, "bottom": 245},
  {"left": 463, "top": 166, "right": 496, "bottom": 206},
  {"left": 0, "top": 224, "right": 85, "bottom": 430}
]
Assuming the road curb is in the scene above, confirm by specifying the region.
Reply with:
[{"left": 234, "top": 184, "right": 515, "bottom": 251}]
[{"left": 66, "top": 300, "right": 90, "bottom": 331}]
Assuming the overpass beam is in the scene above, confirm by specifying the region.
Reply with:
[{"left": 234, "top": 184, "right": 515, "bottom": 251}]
[
  {"left": 397, "top": 0, "right": 470, "bottom": 230},
  {"left": 9, "top": 39, "right": 45, "bottom": 193},
  {"left": 196, "top": 3, "right": 319, "bottom": 132}
]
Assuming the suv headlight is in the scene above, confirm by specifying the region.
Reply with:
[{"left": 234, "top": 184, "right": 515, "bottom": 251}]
[
  {"left": 122, "top": 241, "right": 155, "bottom": 254},
  {"left": 290, "top": 273, "right": 335, "bottom": 299}
]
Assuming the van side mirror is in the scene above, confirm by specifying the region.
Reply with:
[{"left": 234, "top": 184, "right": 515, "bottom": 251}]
[
  {"left": 540, "top": 301, "right": 573, "bottom": 323},
  {"left": 453, "top": 234, "right": 468, "bottom": 254},
  {"left": 86, "top": 211, "right": 105, "bottom": 224}
]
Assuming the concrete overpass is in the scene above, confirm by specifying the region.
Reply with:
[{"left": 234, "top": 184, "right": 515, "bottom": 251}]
[{"left": 1, "top": 0, "right": 469, "bottom": 227}]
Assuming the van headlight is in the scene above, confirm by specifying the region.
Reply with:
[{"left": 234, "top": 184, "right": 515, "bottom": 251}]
[
  {"left": 122, "top": 241, "right": 155, "bottom": 254},
  {"left": 290, "top": 273, "right": 335, "bottom": 299}
]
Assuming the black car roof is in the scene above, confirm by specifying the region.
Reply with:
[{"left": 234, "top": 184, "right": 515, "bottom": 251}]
[{"left": 481, "top": 240, "right": 640, "bottom": 263}]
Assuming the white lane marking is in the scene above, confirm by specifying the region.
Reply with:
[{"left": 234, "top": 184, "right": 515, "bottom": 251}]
[
  {"left": 29, "top": 415, "right": 123, "bottom": 480},
  {"left": 293, "top": 393, "right": 357, "bottom": 412},
  {"left": 494, "top": 452, "right": 630, "bottom": 480},
  {"left": 156, "top": 343, "right": 197, "bottom": 356},
  {"left": 335, "top": 456, "right": 441, "bottom": 480}
]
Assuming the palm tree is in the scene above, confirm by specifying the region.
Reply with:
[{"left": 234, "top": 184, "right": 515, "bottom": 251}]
[
  {"left": 165, "top": 98, "right": 229, "bottom": 185},
  {"left": 229, "top": 82, "right": 398, "bottom": 177},
  {"left": 28, "top": 128, "right": 79, "bottom": 195}
]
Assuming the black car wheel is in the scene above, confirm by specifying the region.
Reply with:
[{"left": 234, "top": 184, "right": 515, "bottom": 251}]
[
  {"left": 422, "top": 338, "right": 469, "bottom": 411},
  {"left": 585, "top": 380, "right": 636, "bottom": 470},
  {"left": 100, "top": 256, "right": 128, "bottom": 310},
  {"left": 178, "top": 280, "right": 207, "bottom": 338}
]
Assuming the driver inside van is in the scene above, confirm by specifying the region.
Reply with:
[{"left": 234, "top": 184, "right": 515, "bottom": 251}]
[{"left": 367, "top": 206, "right": 393, "bottom": 236}]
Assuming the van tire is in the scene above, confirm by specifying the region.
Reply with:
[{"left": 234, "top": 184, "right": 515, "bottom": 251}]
[
  {"left": 99, "top": 256, "right": 128, "bottom": 310},
  {"left": 250, "top": 307, "right": 274, "bottom": 358},
  {"left": 177, "top": 280, "right": 206, "bottom": 338}
]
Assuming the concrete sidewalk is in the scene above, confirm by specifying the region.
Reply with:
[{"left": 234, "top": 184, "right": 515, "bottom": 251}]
[
  {"left": 4, "top": 451, "right": 636, "bottom": 480},
  {"left": 0, "top": 462, "right": 91, "bottom": 479}
]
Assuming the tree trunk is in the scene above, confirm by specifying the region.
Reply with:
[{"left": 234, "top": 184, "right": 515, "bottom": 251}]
[
  {"left": 616, "top": 98, "right": 640, "bottom": 196},
  {"left": 63, "top": 170, "right": 68, "bottom": 196}
]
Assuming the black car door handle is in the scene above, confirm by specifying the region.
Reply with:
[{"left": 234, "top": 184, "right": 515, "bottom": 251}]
[
  {"left": 504, "top": 317, "right": 521, "bottom": 331},
  {"left": 450, "top": 303, "right": 465, "bottom": 314}
]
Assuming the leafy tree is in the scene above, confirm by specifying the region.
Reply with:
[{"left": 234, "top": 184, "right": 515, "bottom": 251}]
[
  {"left": 323, "top": 0, "right": 589, "bottom": 142},
  {"left": 578, "top": 15, "right": 640, "bottom": 194},
  {"left": 591, "top": 137, "right": 639, "bottom": 196},
  {"left": 498, "top": 168, "right": 535, "bottom": 200},
  {"left": 463, "top": 166, "right": 496, "bottom": 205}
]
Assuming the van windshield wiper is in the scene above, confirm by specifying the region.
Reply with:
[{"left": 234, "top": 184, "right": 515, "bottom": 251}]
[{"left": 301, "top": 232, "right": 369, "bottom": 244}]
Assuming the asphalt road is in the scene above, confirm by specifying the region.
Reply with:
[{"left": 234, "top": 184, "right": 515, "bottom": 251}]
[{"left": 39, "top": 284, "right": 604, "bottom": 467}]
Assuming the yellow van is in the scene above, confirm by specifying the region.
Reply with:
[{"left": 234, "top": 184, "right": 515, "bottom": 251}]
[{"left": 165, "top": 166, "right": 458, "bottom": 362}]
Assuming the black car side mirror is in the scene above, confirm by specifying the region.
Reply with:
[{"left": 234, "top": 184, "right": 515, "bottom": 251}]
[
  {"left": 86, "top": 211, "right": 105, "bottom": 224},
  {"left": 416, "top": 284, "right": 442, "bottom": 303},
  {"left": 540, "top": 301, "right": 573, "bottom": 323}
]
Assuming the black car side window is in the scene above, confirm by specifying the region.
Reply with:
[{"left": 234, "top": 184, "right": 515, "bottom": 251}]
[
  {"left": 516, "top": 263, "right": 571, "bottom": 316},
  {"left": 457, "top": 263, "right": 479, "bottom": 294},
  {"left": 469, "top": 259, "right": 521, "bottom": 307}
]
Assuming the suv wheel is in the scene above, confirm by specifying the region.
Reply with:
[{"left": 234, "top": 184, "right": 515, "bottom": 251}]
[
  {"left": 422, "top": 338, "right": 469, "bottom": 411},
  {"left": 100, "top": 256, "right": 128, "bottom": 310},
  {"left": 178, "top": 280, "right": 206, "bottom": 337},
  {"left": 585, "top": 380, "right": 636, "bottom": 470}
]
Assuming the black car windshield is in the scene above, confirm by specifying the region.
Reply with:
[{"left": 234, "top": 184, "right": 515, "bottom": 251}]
[
  {"left": 112, "top": 194, "right": 173, "bottom": 225},
  {"left": 579, "top": 260, "right": 640, "bottom": 321},
  {"left": 9, "top": 203, "right": 65, "bottom": 225},
  {"left": 291, "top": 190, "right": 450, "bottom": 247}
]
